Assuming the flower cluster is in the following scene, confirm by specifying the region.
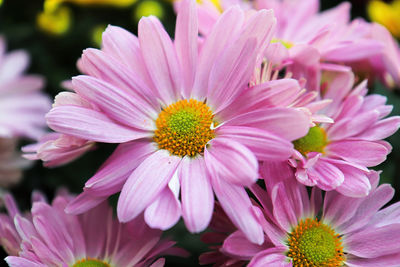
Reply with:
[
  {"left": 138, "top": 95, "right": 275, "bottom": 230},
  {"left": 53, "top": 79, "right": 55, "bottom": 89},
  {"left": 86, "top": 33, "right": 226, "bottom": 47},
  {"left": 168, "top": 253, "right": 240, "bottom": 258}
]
[{"left": 1, "top": 0, "right": 400, "bottom": 266}]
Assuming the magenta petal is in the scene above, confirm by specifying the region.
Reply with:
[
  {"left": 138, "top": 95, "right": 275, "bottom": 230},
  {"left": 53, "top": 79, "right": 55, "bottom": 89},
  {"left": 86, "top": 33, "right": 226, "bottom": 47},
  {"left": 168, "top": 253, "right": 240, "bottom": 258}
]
[
  {"left": 346, "top": 253, "right": 400, "bottom": 267},
  {"left": 248, "top": 248, "right": 290, "bottom": 267},
  {"left": 225, "top": 107, "right": 309, "bottom": 141},
  {"left": 334, "top": 165, "right": 371, "bottom": 197},
  {"left": 84, "top": 141, "right": 155, "bottom": 196},
  {"left": 46, "top": 106, "right": 150, "bottom": 143},
  {"left": 205, "top": 138, "right": 258, "bottom": 186},
  {"left": 217, "top": 125, "right": 293, "bottom": 161},
  {"left": 65, "top": 191, "right": 107, "bottom": 215},
  {"left": 211, "top": 175, "right": 264, "bottom": 245},
  {"left": 144, "top": 186, "right": 181, "bottom": 230},
  {"left": 337, "top": 184, "right": 394, "bottom": 234},
  {"left": 5, "top": 257, "right": 43, "bottom": 267},
  {"left": 117, "top": 150, "right": 181, "bottom": 222},
  {"left": 139, "top": 16, "right": 181, "bottom": 105},
  {"left": 193, "top": 7, "right": 244, "bottom": 100},
  {"left": 72, "top": 76, "right": 156, "bottom": 130},
  {"left": 179, "top": 157, "right": 214, "bottom": 233},
  {"left": 222, "top": 231, "right": 266, "bottom": 259},
  {"left": 346, "top": 224, "right": 400, "bottom": 258},
  {"left": 101, "top": 25, "right": 155, "bottom": 90},
  {"left": 175, "top": 0, "right": 198, "bottom": 97},
  {"left": 327, "top": 140, "right": 388, "bottom": 167},
  {"left": 270, "top": 182, "right": 298, "bottom": 231}
]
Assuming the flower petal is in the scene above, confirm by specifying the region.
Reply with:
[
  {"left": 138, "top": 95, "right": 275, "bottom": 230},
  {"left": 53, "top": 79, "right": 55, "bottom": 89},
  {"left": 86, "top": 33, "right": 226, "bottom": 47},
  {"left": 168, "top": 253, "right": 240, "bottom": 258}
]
[
  {"left": 117, "top": 150, "right": 181, "bottom": 222},
  {"left": 205, "top": 137, "right": 258, "bottom": 186},
  {"left": 46, "top": 106, "right": 150, "bottom": 143},
  {"left": 179, "top": 156, "right": 214, "bottom": 233}
]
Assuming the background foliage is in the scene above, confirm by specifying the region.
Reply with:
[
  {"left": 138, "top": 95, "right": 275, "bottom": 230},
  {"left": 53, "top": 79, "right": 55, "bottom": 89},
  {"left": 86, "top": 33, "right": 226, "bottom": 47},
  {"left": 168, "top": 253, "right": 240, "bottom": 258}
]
[{"left": 0, "top": 0, "right": 398, "bottom": 266}]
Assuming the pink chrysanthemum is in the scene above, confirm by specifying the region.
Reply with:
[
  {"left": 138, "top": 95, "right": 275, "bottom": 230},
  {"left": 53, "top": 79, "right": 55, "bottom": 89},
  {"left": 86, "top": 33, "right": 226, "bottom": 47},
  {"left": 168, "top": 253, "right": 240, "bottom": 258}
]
[
  {"left": 202, "top": 171, "right": 400, "bottom": 266},
  {"left": 1, "top": 191, "right": 186, "bottom": 267},
  {"left": 0, "top": 37, "right": 50, "bottom": 140},
  {"left": 283, "top": 69, "right": 400, "bottom": 197},
  {"left": 45, "top": 0, "right": 309, "bottom": 243},
  {"left": 196, "top": 0, "right": 400, "bottom": 89}
]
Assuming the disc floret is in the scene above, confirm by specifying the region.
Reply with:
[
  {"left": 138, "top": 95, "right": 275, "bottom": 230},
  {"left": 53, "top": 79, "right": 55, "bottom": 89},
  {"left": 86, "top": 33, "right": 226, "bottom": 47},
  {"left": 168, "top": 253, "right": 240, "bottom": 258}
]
[
  {"left": 154, "top": 99, "right": 215, "bottom": 157},
  {"left": 287, "top": 218, "right": 345, "bottom": 267},
  {"left": 293, "top": 126, "right": 328, "bottom": 156},
  {"left": 72, "top": 258, "right": 111, "bottom": 267}
]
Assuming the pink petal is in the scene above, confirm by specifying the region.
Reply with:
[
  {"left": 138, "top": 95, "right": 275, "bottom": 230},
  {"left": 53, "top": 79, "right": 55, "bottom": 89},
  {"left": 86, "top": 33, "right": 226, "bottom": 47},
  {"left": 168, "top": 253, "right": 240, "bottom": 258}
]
[
  {"left": 175, "top": 0, "right": 198, "bottom": 97},
  {"left": 248, "top": 248, "right": 290, "bottom": 267},
  {"left": 46, "top": 106, "right": 150, "bottom": 143},
  {"left": 117, "top": 150, "right": 181, "bottom": 222},
  {"left": 192, "top": 7, "right": 244, "bottom": 100},
  {"left": 211, "top": 176, "right": 264, "bottom": 245},
  {"left": 84, "top": 141, "right": 155, "bottom": 196},
  {"left": 205, "top": 137, "right": 258, "bottom": 186},
  {"left": 337, "top": 184, "right": 394, "bottom": 234},
  {"left": 5, "top": 257, "right": 43, "bottom": 267},
  {"left": 101, "top": 25, "right": 155, "bottom": 90},
  {"left": 179, "top": 157, "right": 214, "bottom": 233},
  {"left": 72, "top": 75, "right": 156, "bottom": 130},
  {"left": 346, "top": 224, "right": 400, "bottom": 258},
  {"left": 139, "top": 16, "right": 181, "bottom": 105},
  {"left": 327, "top": 140, "right": 389, "bottom": 167},
  {"left": 355, "top": 116, "right": 400, "bottom": 140},
  {"left": 224, "top": 107, "right": 310, "bottom": 141},
  {"left": 144, "top": 186, "right": 181, "bottom": 230},
  {"left": 222, "top": 231, "right": 266, "bottom": 259},
  {"left": 80, "top": 48, "right": 159, "bottom": 110},
  {"left": 217, "top": 125, "right": 293, "bottom": 161},
  {"left": 327, "top": 110, "right": 380, "bottom": 141}
]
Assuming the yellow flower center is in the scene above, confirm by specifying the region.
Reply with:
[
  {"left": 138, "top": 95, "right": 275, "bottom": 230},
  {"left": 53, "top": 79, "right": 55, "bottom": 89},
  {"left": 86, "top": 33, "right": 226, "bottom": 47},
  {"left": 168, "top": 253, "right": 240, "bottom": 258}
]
[
  {"left": 293, "top": 126, "right": 328, "bottom": 156},
  {"left": 287, "top": 218, "right": 345, "bottom": 267},
  {"left": 72, "top": 258, "right": 111, "bottom": 267},
  {"left": 154, "top": 99, "right": 215, "bottom": 157},
  {"left": 271, "top": 38, "right": 294, "bottom": 49}
]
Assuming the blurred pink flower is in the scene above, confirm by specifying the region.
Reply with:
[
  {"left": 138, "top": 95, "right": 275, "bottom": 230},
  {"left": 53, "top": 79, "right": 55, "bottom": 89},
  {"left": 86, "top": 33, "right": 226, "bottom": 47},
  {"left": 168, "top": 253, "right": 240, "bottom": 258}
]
[
  {"left": 45, "top": 0, "right": 309, "bottom": 243},
  {"left": 202, "top": 171, "right": 400, "bottom": 266},
  {"left": 0, "top": 37, "right": 51, "bottom": 140},
  {"left": 0, "top": 138, "right": 31, "bottom": 187},
  {"left": 1, "top": 191, "right": 186, "bottom": 267}
]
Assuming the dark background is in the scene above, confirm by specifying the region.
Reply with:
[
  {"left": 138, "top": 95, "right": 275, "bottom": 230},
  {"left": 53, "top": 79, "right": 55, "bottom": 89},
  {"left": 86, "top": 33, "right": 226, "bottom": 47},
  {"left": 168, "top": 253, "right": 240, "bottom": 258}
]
[{"left": 0, "top": 0, "right": 398, "bottom": 266}]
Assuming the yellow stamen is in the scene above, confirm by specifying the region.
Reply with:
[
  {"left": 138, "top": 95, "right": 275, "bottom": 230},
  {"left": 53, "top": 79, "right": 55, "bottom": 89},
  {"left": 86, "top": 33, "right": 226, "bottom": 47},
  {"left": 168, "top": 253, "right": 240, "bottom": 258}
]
[
  {"left": 287, "top": 218, "right": 345, "bottom": 267},
  {"left": 154, "top": 99, "right": 215, "bottom": 157}
]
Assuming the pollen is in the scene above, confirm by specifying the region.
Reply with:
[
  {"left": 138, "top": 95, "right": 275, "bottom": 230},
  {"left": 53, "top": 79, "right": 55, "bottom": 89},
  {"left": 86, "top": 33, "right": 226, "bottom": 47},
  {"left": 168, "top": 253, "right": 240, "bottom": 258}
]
[
  {"left": 287, "top": 218, "right": 345, "bottom": 267},
  {"left": 293, "top": 126, "right": 328, "bottom": 156},
  {"left": 72, "top": 258, "right": 111, "bottom": 267},
  {"left": 153, "top": 99, "right": 215, "bottom": 157}
]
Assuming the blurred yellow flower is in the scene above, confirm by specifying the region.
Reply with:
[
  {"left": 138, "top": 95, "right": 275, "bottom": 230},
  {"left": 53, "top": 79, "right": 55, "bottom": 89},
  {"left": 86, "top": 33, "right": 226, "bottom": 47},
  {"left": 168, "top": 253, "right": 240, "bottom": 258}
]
[
  {"left": 37, "top": 0, "right": 138, "bottom": 36},
  {"left": 92, "top": 24, "right": 107, "bottom": 47},
  {"left": 37, "top": 6, "right": 71, "bottom": 35},
  {"left": 368, "top": 0, "right": 400, "bottom": 38},
  {"left": 134, "top": 0, "right": 164, "bottom": 21}
]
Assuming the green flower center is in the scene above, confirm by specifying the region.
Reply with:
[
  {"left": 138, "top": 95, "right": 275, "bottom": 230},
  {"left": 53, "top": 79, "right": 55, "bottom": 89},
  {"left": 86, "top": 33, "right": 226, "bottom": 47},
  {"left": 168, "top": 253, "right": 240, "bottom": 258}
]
[
  {"left": 153, "top": 99, "right": 215, "bottom": 157},
  {"left": 293, "top": 126, "right": 328, "bottom": 156},
  {"left": 72, "top": 258, "right": 110, "bottom": 267},
  {"left": 287, "top": 218, "right": 345, "bottom": 266}
]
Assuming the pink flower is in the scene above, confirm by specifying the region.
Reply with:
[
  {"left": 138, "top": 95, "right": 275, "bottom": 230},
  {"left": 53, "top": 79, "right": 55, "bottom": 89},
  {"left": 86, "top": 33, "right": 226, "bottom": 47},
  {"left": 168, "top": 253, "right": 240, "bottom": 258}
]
[
  {"left": 45, "top": 0, "right": 309, "bottom": 243},
  {"left": 286, "top": 69, "right": 400, "bottom": 197},
  {"left": 0, "top": 37, "right": 50, "bottom": 140},
  {"left": 1, "top": 191, "right": 186, "bottom": 267},
  {"left": 0, "top": 138, "right": 31, "bottom": 187},
  {"left": 202, "top": 171, "right": 400, "bottom": 266},
  {"left": 22, "top": 132, "right": 94, "bottom": 167},
  {"left": 196, "top": 0, "right": 400, "bottom": 89}
]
